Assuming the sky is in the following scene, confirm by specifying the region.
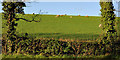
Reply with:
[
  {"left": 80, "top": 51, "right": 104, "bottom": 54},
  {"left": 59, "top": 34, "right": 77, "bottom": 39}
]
[
  {"left": 1, "top": 0, "right": 120, "bottom": 2},
  {"left": 0, "top": 2, "right": 119, "bottom": 16},
  {"left": 24, "top": 2, "right": 101, "bottom": 16}
]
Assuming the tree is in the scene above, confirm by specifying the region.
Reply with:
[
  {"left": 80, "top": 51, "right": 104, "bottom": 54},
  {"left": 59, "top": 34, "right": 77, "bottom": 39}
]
[
  {"left": 2, "top": 1, "right": 26, "bottom": 54},
  {"left": 99, "top": 0, "right": 117, "bottom": 54}
]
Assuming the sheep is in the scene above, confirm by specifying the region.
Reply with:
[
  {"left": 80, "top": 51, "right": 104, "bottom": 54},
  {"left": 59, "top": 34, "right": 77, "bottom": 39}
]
[
  {"left": 55, "top": 15, "right": 60, "bottom": 17},
  {"left": 61, "top": 15, "right": 63, "bottom": 16},
  {"left": 70, "top": 16, "right": 72, "bottom": 18},
  {"left": 85, "top": 15, "right": 88, "bottom": 17},
  {"left": 99, "top": 24, "right": 102, "bottom": 28}
]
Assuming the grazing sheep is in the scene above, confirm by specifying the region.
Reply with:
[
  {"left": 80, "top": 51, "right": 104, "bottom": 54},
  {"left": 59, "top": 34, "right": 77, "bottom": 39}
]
[
  {"left": 99, "top": 24, "right": 102, "bottom": 27},
  {"left": 85, "top": 15, "right": 88, "bottom": 17},
  {"left": 61, "top": 15, "right": 63, "bottom": 16},
  {"left": 70, "top": 16, "right": 72, "bottom": 18},
  {"left": 55, "top": 15, "right": 60, "bottom": 17}
]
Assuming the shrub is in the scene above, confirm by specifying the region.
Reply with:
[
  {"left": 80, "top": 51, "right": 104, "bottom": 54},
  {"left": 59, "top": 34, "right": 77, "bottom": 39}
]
[{"left": 2, "top": 35, "right": 108, "bottom": 57}]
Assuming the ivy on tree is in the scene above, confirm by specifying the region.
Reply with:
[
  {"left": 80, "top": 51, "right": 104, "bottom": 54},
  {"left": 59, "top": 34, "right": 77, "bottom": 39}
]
[
  {"left": 2, "top": 1, "right": 26, "bottom": 54},
  {"left": 99, "top": 0, "right": 117, "bottom": 54},
  {"left": 2, "top": 0, "right": 41, "bottom": 54}
]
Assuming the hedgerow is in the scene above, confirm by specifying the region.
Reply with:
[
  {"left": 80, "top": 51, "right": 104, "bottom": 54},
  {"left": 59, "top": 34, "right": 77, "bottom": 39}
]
[{"left": 2, "top": 34, "right": 115, "bottom": 57}]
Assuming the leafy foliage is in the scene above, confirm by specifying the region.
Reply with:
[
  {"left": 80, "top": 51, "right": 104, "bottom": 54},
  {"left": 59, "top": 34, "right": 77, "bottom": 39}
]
[
  {"left": 2, "top": 1, "right": 26, "bottom": 54},
  {"left": 2, "top": 34, "right": 111, "bottom": 57},
  {"left": 99, "top": 0, "right": 117, "bottom": 54}
]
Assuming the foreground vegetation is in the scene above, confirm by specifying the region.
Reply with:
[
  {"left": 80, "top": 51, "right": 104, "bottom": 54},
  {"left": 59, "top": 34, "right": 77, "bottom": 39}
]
[
  {"left": 1, "top": 38, "right": 120, "bottom": 59},
  {"left": 2, "top": 54, "right": 120, "bottom": 59},
  {"left": 2, "top": 33, "right": 120, "bottom": 58}
]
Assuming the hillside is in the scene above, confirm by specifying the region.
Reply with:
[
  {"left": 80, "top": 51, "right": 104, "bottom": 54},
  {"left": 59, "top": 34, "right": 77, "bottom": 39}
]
[{"left": 2, "top": 14, "right": 120, "bottom": 41}]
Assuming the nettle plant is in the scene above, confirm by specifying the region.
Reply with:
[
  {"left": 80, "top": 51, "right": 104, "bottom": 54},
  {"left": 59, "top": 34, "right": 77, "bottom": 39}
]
[
  {"left": 2, "top": 1, "right": 26, "bottom": 54},
  {"left": 99, "top": 0, "right": 117, "bottom": 54}
]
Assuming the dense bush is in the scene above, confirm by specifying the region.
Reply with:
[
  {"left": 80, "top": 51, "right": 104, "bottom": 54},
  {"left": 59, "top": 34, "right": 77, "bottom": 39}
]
[{"left": 2, "top": 34, "right": 114, "bottom": 57}]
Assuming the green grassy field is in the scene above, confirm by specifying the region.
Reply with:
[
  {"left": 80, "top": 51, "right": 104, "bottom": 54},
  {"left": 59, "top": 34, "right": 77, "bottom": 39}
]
[
  {"left": 0, "top": 13, "right": 2, "bottom": 34},
  {"left": 116, "top": 17, "right": 120, "bottom": 38},
  {"left": 2, "top": 14, "right": 120, "bottom": 41}
]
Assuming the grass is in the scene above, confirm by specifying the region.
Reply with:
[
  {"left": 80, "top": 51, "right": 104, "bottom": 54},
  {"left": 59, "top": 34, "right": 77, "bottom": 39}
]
[
  {"left": 1, "top": 54, "right": 120, "bottom": 59},
  {"left": 2, "top": 14, "right": 120, "bottom": 41},
  {"left": 2, "top": 14, "right": 102, "bottom": 41},
  {"left": 116, "top": 17, "right": 120, "bottom": 38},
  {"left": 0, "top": 54, "right": 2, "bottom": 60},
  {"left": 0, "top": 13, "right": 2, "bottom": 34},
  {"left": 17, "top": 15, "right": 102, "bottom": 34}
]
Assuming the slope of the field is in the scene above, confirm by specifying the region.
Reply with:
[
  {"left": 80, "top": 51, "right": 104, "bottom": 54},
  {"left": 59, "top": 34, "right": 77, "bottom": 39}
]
[
  {"left": 116, "top": 17, "right": 120, "bottom": 38},
  {"left": 2, "top": 14, "right": 103, "bottom": 40},
  {"left": 0, "top": 13, "right": 2, "bottom": 35}
]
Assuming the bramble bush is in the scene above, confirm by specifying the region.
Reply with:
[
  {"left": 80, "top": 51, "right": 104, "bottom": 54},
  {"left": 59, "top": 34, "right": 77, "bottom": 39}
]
[{"left": 2, "top": 33, "right": 114, "bottom": 57}]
